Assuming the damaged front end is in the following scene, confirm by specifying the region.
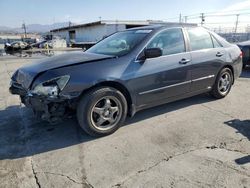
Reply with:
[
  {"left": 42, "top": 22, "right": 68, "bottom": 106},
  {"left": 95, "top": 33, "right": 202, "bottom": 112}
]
[
  {"left": 9, "top": 52, "right": 116, "bottom": 123},
  {"left": 10, "top": 73, "right": 76, "bottom": 123}
]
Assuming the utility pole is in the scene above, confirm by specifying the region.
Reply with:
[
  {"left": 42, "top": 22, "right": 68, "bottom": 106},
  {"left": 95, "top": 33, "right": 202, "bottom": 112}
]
[
  {"left": 115, "top": 19, "right": 118, "bottom": 32},
  {"left": 200, "top": 13, "right": 205, "bottom": 26},
  {"left": 69, "top": 21, "right": 72, "bottom": 27},
  {"left": 184, "top": 16, "right": 188, "bottom": 23},
  {"left": 179, "top": 13, "right": 182, "bottom": 23},
  {"left": 235, "top": 14, "right": 239, "bottom": 33},
  {"left": 22, "top": 22, "right": 27, "bottom": 38}
]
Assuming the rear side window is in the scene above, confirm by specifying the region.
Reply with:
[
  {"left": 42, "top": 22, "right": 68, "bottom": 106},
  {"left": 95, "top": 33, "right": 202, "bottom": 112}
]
[
  {"left": 187, "top": 28, "right": 213, "bottom": 51},
  {"left": 147, "top": 28, "right": 185, "bottom": 56},
  {"left": 211, "top": 35, "right": 222, "bottom": 48}
]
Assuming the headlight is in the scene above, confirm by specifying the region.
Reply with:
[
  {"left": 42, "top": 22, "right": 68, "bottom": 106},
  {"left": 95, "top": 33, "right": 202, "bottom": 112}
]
[{"left": 32, "top": 75, "right": 70, "bottom": 97}]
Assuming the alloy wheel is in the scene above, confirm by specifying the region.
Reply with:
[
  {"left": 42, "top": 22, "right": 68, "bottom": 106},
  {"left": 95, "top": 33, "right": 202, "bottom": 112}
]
[
  {"left": 218, "top": 72, "right": 231, "bottom": 95},
  {"left": 90, "top": 96, "right": 122, "bottom": 131}
]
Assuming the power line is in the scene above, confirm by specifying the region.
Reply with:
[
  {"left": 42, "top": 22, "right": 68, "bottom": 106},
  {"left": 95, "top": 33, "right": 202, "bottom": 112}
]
[
  {"left": 183, "top": 8, "right": 250, "bottom": 18},
  {"left": 199, "top": 8, "right": 250, "bottom": 15},
  {"left": 181, "top": 9, "right": 250, "bottom": 22},
  {"left": 204, "top": 21, "right": 250, "bottom": 24},
  {"left": 205, "top": 12, "right": 250, "bottom": 17}
]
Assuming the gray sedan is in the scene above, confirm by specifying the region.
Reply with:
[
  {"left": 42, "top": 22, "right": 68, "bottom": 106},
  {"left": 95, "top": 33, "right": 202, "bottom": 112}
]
[{"left": 10, "top": 25, "right": 242, "bottom": 136}]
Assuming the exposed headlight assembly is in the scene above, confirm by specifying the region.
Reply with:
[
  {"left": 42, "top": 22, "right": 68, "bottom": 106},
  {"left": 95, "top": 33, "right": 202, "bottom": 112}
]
[{"left": 32, "top": 75, "right": 70, "bottom": 97}]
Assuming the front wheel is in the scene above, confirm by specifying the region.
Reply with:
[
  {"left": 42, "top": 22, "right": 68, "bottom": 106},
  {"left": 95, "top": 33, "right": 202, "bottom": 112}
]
[
  {"left": 210, "top": 68, "right": 233, "bottom": 99},
  {"left": 77, "top": 87, "right": 127, "bottom": 137}
]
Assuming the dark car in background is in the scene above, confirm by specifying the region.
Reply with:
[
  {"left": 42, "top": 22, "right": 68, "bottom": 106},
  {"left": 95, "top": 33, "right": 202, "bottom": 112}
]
[
  {"left": 4, "top": 41, "right": 31, "bottom": 54},
  {"left": 237, "top": 40, "right": 250, "bottom": 69},
  {"left": 10, "top": 26, "right": 242, "bottom": 136}
]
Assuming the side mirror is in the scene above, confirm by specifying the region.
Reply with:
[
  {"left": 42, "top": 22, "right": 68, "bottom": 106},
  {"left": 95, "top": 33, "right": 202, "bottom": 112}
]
[{"left": 144, "top": 48, "right": 162, "bottom": 59}]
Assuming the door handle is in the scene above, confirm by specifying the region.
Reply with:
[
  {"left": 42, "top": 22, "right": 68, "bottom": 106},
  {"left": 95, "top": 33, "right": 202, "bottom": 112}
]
[
  {"left": 179, "top": 58, "right": 190, "bottom": 65},
  {"left": 216, "top": 52, "right": 224, "bottom": 57}
]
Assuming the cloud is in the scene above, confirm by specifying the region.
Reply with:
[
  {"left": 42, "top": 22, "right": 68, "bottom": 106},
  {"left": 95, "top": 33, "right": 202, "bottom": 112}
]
[
  {"left": 206, "top": 0, "right": 250, "bottom": 17},
  {"left": 222, "top": 0, "right": 250, "bottom": 12},
  {"left": 201, "top": 1, "right": 250, "bottom": 31}
]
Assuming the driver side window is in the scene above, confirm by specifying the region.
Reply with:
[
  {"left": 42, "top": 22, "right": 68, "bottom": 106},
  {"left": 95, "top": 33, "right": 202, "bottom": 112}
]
[{"left": 147, "top": 28, "right": 185, "bottom": 56}]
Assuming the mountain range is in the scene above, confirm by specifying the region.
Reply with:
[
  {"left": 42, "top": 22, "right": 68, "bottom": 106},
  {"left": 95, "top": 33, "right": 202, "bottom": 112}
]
[{"left": 0, "top": 22, "right": 72, "bottom": 33}]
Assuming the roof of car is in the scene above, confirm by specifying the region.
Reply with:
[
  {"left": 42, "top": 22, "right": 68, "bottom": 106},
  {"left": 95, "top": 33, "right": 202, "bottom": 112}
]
[{"left": 127, "top": 24, "right": 198, "bottom": 31}]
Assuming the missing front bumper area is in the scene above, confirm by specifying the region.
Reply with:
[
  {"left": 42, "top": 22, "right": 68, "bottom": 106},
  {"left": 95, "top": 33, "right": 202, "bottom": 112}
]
[
  {"left": 21, "top": 95, "right": 70, "bottom": 123},
  {"left": 29, "top": 97, "right": 66, "bottom": 121},
  {"left": 10, "top": 83, "right": 75, "bottom": 123}
]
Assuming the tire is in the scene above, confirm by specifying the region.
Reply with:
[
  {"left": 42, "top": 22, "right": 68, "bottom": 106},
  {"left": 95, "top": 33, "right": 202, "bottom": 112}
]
[
  {"left": 77, "top": 86, "right": 128, "bottom": 137},
  {"left": 210, "top": 67, "right": 233, "bottom": 99}
]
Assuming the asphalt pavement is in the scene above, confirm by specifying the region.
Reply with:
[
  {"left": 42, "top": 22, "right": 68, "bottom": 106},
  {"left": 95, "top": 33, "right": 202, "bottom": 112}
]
[{"left": 0, "top": 56, "right": 249, "bottom": 188}]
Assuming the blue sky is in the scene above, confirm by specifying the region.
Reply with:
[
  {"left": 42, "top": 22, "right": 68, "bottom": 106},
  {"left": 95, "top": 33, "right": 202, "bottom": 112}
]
[{"left": 0, "top": 0, "right": 249, "bottom": 27}]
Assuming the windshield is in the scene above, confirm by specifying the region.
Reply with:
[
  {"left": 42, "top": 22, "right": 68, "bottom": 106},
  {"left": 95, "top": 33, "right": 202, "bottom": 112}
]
[{"left": 87, "top": 30, "right": 152, "bottom": 56}]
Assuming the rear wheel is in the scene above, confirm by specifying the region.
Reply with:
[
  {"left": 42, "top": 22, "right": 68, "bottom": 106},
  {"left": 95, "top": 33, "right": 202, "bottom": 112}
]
[
  {"left": 210, "top": 68, "right": 233, "bottom": 99},
  {"left": 77, "top": 87, "right": 127, "bottom": 137}
]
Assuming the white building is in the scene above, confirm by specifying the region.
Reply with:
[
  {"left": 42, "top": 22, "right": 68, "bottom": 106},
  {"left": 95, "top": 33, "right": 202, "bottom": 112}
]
[{"left": 50, "top": 20, "right": 197, "bottom": 44}]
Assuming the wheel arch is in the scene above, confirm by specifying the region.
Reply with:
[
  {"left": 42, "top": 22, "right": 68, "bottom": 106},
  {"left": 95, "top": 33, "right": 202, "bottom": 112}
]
[
  {"left": 78, "top": 81, "right": 136, "bottom": 116},
  {"left": 222, "top": 64, "right": 235, "bottom": 84}
]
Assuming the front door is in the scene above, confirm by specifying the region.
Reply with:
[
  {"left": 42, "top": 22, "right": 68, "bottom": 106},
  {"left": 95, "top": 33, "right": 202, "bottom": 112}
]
[{"left": 131, "top": 28, "right": 192, "bottom": 107}]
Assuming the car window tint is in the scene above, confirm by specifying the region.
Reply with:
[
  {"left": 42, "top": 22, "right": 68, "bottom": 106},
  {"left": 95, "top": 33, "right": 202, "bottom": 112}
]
[
  {"left": 147, "top": 28, "right": 185, "bottom": 56},
  {"left": 187, "top": 28, "right": 213, "bottom": 51},
  {"left": 211, "top": 35, "right": 222, "bottom": 48}
]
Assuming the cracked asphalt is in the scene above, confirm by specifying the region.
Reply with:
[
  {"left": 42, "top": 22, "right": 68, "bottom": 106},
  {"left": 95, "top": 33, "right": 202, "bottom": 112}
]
[{"left": 0, "top": 56, "right": 249, "bottom": 188}]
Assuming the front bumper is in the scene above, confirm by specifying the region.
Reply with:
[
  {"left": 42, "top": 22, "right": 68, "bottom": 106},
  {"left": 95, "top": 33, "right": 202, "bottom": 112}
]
[{"left": 9, "top": 81, "right": 74, "bottom": 122}]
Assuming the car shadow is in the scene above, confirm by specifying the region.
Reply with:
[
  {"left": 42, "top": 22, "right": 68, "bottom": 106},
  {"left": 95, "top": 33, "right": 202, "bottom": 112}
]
[
  {"left": 0, "top": 105, "right": 94, "bottom": 160},
  {"left": 224, "top": 119, "right": 250, "bottom": 165},
  {"left": 125, "top": 93, "right": 215, "bottom": 125},
  {"left": 0, "top": 93, "right": 215, "bottom": 160}
]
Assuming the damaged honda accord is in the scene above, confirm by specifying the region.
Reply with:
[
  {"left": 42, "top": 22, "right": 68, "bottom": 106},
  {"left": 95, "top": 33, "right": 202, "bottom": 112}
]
[{"left": 10, "top": 25, "right": 242, "bottom": 136}]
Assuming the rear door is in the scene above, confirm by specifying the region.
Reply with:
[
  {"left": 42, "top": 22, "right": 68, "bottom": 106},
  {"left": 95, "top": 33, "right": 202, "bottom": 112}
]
[{"left": 186, "top": 27, "right": 226, "bottom": 92}]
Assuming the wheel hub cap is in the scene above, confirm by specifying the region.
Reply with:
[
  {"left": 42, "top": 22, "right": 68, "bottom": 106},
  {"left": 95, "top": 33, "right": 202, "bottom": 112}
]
[
  {"left": 90, "top": 96, "right": 122, "bottom": 131},
  {"left": 103, "top": 109, "right": 111, "bottom": 117},
  {"left": 218, "top": 72, "right": 231, "bottom": 94}
]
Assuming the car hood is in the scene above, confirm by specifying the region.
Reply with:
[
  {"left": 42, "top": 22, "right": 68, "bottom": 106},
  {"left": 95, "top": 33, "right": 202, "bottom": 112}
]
[{"left": 12, "top": 52, "right": 113, "bottom": 89}]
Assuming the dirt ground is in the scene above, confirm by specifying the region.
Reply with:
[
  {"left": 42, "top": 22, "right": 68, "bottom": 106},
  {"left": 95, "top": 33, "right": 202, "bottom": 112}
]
[{"left": 0, "top": 56, "right": 249, "bottom": 188}]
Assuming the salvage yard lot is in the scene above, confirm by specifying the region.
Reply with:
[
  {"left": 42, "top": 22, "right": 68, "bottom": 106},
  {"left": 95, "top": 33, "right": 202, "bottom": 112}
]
[{"left": 0, "top": 56, "right": 250, "bottom": 188}]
